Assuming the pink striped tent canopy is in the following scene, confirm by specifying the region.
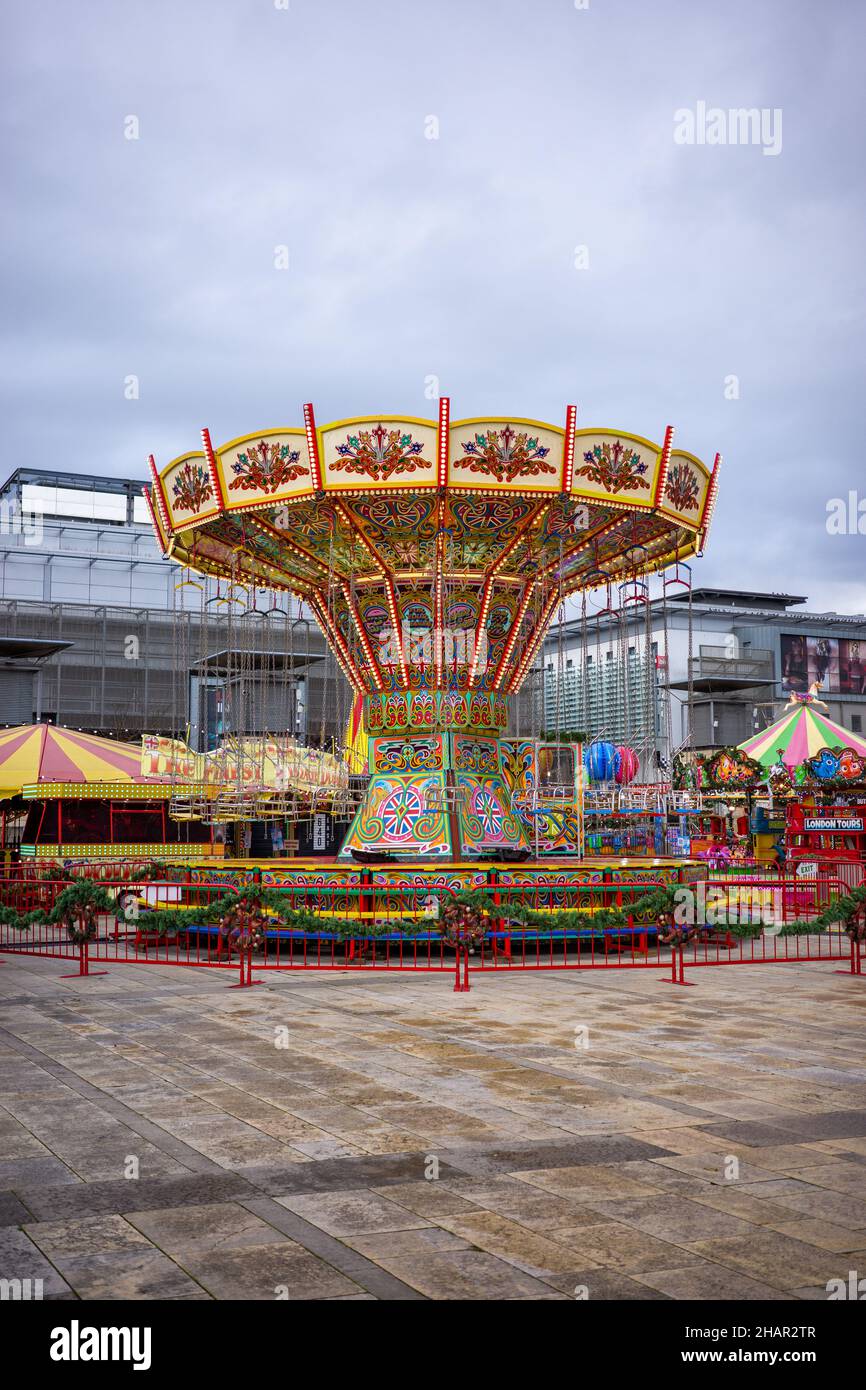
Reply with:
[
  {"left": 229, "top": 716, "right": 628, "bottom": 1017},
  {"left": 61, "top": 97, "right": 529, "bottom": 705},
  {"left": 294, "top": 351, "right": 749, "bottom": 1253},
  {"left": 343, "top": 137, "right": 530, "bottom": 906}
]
[{"left": 738, "top": 700, "right": 866, "bottom": 772}]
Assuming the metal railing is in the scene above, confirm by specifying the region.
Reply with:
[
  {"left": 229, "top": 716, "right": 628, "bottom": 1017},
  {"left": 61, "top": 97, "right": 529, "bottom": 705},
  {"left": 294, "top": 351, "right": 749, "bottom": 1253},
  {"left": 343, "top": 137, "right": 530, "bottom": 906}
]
[{"left": 1, "top": 867, "right": 862, "bottom": 991}]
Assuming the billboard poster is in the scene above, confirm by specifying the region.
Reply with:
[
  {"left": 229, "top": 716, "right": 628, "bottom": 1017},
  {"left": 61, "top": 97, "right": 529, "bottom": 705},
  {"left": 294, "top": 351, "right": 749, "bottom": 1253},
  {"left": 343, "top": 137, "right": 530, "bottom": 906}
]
[
  {"left": 781, "top": 634, "right": 838, "bottom": 693},
  {"left": 781, "top": 634, "right": 866, "bottom": 695},
  {"left": 838, "top": 639, "right": 866, "bottom": 695}
]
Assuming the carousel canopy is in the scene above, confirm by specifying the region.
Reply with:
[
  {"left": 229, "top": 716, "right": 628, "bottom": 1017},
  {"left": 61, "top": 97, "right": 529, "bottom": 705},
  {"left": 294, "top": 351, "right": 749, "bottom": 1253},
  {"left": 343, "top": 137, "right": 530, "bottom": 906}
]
[
  {"left": 145, "top": 404, "right": 720, "bottom": 703},
  {"left": 738, "top": 695, "right": 866, "bottom": 772},
  {"left": 0, "top": 724, "right": 146, "bottom": 799}
]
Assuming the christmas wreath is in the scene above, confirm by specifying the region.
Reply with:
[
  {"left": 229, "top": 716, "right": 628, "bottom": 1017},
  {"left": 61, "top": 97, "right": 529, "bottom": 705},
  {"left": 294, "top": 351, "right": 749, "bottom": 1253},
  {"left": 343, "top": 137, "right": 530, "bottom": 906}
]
[
  {"left": 440, "top": 899, "right": 489, "bottom": 952},
  {"left": 218, "top": 895, "right": 269, "bottom": 953},
  {"left": 844, "top": 910, "right": 866, "bottom": 944},
  {"left": 656, "top": 915, "right": 698, "bottom": 947},
  {"left": 53, "top": 880, "right": 117, "bottom": 945}
]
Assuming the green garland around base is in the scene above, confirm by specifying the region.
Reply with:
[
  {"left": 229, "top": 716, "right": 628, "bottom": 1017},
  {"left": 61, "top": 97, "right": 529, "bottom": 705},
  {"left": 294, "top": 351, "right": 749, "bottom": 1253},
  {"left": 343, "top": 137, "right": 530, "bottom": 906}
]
[
  {"left": 777, "top": 882, "right": 866, "bottom": 937},
  {"left": 0, "top": 880, "right": 118, "bottom": 939},
  {"left": 2, "top": 877, "right": 864, "bottom": 945}
]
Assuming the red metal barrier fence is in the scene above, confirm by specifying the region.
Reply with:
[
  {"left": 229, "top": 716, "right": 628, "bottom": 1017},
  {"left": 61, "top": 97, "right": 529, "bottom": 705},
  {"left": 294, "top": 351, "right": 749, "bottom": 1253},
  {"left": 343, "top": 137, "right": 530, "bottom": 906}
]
[{"left": 1, "top": 868, "right": 862, "bottom": 991}]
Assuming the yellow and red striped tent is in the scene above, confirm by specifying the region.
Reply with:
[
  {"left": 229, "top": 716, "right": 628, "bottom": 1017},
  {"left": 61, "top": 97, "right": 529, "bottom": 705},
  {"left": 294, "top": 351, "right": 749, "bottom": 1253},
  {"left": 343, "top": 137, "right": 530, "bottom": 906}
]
[
  {"left": 0, "top": 724, "right": 147, "bottom": 799},
  {"left": 343, "top": 694, "right": 369, "bottom": 775}
]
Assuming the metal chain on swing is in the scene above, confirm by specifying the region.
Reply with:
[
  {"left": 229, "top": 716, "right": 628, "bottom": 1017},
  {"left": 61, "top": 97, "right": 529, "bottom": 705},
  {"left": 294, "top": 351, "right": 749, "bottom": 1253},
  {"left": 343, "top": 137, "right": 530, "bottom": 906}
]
[
  {"left": 661, "top": 568, "right": 674, "bottom": 769},
  {"left": 254, "top": 577, "right": 270, "bottom": 802},
  {"left": 229, "top": 555, "right": 243, "bottom": 808},
  {"left": 532, "top": 576, "right": 545, "bottom": 747},
  {"left": 618, "top": 586, "right": 629, "bottom": 750},
  {"left": 580, "top": 587, "right": 589, "bottom": 744},
  {"left": 320, "top": 523, "right": 336, "bottom": 753},
  {"left": 169, "top": 569, "right": 180, "bottom": 806},
  {"left": 284, "top": 589, "right": 294, "bottom": 741},
  {"left": 596, "top": 579, "right": 608, "bottom": 745},
  {"left": 644, "top": 576, "right": 654, "bottom": 782},
  {"left": 686, "top": 575, "right": 694, "bottom": 748},
  {"left": 302, "top": 602, "right": 311, "bottom": 744},
  {"left": 555, "top": 537, "right": 564, "bottom": 740},
  {"left": 197, "top": 564, "right": 207, "bottom": 759},
  {"left": 344, "top": 536, "right": 358, "bottom": 766},
  {"left": 521, "top": 573, "right": 538, "bottom": 742},
  {"left": 222, "top": 560, "right": 233, "bottom": 812}
]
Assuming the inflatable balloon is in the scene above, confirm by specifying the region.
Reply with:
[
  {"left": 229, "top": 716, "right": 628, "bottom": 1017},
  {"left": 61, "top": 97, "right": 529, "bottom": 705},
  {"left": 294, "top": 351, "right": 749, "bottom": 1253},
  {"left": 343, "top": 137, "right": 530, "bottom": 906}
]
[
  {"left": 615, "top": 746, "right": 639, "bottom": 785},
  {"left": 584, "top": 740, "right": 618, "bottom": 783}
]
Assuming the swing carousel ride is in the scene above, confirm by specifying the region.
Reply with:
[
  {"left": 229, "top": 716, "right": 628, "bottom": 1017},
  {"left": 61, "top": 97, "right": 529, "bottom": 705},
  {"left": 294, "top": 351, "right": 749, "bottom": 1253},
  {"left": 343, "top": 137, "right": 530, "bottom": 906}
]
[{"left": 144, "top": 400, "right": 720, "bottom": 883}]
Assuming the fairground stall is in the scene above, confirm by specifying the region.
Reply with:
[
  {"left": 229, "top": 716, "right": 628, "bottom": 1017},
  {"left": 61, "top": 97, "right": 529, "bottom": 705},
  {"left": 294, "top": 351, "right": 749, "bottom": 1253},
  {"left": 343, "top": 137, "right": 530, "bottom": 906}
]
[
  {"left": 671, "top": 744, "right": 757, "bottom": 865},
  {"left": 673, "top": 688, "right": 866, "bottom": 880},
  {"left": 0, "top": 723, "right": 212, "bottom": 861},
  {"left": 138, "top": 731, "right": 352, "bottom": 859},
  {"left": 739, "top": 689, "right": 866, "bottom": 886}
]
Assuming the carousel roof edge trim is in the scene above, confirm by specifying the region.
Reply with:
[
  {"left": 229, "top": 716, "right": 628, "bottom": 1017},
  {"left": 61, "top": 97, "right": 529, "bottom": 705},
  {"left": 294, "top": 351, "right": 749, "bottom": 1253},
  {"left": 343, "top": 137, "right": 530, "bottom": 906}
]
[{"left": 148, "top": 406, "right": 717, "bottom": 547}]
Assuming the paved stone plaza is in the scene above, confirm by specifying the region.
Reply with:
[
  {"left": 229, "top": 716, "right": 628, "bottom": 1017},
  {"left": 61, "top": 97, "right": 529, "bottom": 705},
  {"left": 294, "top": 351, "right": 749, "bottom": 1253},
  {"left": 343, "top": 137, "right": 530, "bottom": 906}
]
[{"left": 1, "top": 954, "right": 865, "bottom": 1301}]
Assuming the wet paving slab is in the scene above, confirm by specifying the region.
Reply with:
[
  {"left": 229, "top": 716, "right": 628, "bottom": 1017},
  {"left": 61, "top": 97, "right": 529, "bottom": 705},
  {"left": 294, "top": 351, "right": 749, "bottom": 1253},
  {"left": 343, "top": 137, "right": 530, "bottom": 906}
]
[{"left": 0, "top": 952, "right": 864, "bottom": 1299}]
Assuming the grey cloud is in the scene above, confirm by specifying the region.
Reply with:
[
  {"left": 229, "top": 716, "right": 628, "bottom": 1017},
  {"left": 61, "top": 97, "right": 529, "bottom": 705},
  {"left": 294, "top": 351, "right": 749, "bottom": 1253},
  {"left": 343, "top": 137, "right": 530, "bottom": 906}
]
[{"left": 1, "top": 0, "right": 864, "bottom": 609}]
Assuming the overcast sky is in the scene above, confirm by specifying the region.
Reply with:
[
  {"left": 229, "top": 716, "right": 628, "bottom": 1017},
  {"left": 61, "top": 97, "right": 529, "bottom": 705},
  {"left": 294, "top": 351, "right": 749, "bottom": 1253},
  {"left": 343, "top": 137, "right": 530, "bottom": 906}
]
[{"left": 2, "top": 0, "right": 864, "bottom": 613}]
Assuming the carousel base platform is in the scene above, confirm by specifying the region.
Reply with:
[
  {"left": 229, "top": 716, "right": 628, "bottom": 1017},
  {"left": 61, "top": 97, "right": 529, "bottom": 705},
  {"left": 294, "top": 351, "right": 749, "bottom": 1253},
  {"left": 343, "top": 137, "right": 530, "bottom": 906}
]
[{"left": 167, "top": 855, "right": 708, "bottom": 892}]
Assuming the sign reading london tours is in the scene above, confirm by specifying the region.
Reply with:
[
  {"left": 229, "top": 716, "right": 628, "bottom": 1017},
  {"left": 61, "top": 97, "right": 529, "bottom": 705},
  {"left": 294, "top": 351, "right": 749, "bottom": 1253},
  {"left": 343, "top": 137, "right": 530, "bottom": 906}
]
[{"left": 803, "top": 815, "right": 864, "bottom": 832}]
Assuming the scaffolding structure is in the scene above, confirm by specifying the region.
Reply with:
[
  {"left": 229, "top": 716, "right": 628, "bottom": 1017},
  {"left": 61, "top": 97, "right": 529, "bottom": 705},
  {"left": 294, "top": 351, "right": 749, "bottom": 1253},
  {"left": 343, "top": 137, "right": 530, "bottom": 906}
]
[{"left": 0, "top": 597, "right": 343, "bottom": 743}]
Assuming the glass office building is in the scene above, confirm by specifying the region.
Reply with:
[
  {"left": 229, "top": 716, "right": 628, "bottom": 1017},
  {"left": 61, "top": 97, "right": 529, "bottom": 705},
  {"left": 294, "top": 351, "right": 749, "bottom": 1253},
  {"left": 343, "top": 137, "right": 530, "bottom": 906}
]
[{"left": 0, "top": 468, "right": 341, "bottom": 742}]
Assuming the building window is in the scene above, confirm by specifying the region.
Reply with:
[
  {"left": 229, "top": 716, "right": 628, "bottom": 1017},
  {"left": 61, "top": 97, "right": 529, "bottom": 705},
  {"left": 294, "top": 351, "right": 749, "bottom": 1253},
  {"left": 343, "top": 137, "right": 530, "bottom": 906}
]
[{"left": 852, "top": 714, "right": 862, "bottom": 733}]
